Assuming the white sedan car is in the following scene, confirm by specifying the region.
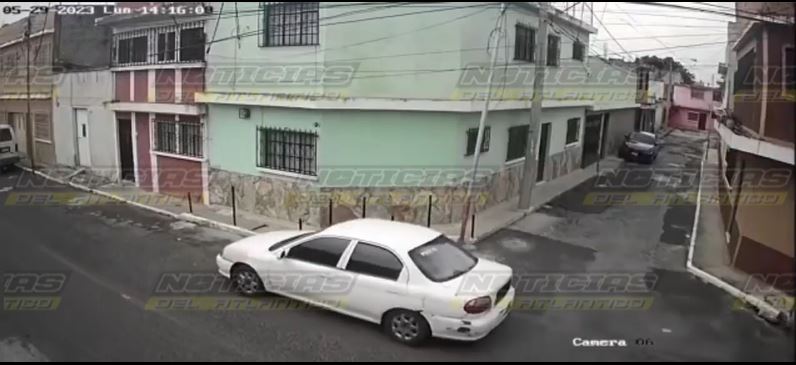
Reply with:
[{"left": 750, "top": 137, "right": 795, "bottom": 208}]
[{"left": 216, "top": 218, "right": 514, "bottom": 345}]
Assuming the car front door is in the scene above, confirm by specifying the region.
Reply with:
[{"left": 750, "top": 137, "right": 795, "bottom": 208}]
[
  {"left": 341, "top": 241, "right": 417, "bottom": 323},
  {"left": 270, "top": 236, "right": 354, "bottom": 308}
]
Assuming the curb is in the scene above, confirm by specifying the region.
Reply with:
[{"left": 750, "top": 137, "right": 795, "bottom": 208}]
[
  {"left": 470, "top": 207, "right": 536, "bottom": 244},
  {"left": 178, "top": 213, "right": 256, "bottom": 237},
  {"left": 685, "top": 142, "right": 791, "bottom": 326},
  {"left": 17, "top": 165, "right": 257, "bottom": 238}
]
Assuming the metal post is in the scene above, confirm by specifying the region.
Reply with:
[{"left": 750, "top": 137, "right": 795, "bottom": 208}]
[
  {"left": 187, "top": 192, "right": 193, "bottom": 213},
  {"left": 299, "top": 218, "right": 303, "bottom": 230},
  {"left": 362, "top": 196, "right": 366, "bottom": 218},
  {"left": 470, "top": 214, "right": 476, "bottom": 239},
  {"left": 231, "top": 186, "right": 237, "bottom": 226},
  {"left": 459, "top": 3, "right": 507, "bottom": 242},
  {"left": 426, "top": 195, "right": 432, "bottom": 228},
  {"left": 390, "top": 214, "right": 395, "bottom": 221},
  {"left": 328, "top": 198, "right": 333, "bottom": 227},
  {"left": 25, "top": 16, "right": 35, "bottom": 172},
  {"left": 518, "top": 2, "right": 550, "bottom": 210}
]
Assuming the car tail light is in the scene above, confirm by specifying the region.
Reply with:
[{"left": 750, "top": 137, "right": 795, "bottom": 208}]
[{"left": 464, "top": 296, "right": 492, "bottom": 314}]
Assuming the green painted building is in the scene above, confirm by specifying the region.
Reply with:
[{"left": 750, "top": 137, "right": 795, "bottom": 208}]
[{"left": 198, "top": 2, "right": 638, "bottom": 226}]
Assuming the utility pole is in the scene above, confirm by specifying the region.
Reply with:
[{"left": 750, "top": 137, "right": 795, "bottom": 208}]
[
  {"left": 663, "top": 59, "right": 673, "bottom": 130},
  {"left": 459, "top": 3, "right": 506, "bottom": 242},
  {"left": 25, "top": 15, "right": 35, "bottom": 172},
  {"left": 517, "top": 2, "right": 549, "bottom": 210}
]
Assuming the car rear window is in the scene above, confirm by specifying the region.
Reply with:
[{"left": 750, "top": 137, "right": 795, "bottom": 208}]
[
  {"left": 629, "top": 132, "right": 656, "bottom": 145},
  {"left": 409, "top": 235, "right": 478, "bottom": 282},
  {"left": 0, "top": 128, "right": 12, "bottom": 142}
]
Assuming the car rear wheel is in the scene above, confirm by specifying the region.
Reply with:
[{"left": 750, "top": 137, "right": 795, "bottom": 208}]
[
  {"left": 383, "top": 310, "right": 430, "bottom": 346},
  {"left": 231, "top": 265, "right": 264, "bottom": 296}
]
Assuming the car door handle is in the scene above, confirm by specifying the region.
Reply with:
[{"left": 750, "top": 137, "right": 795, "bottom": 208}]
[{"left": 385, "top": 289, "right": 401, "bottom": 295}]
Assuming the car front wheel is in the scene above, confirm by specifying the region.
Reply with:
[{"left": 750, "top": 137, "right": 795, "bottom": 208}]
[
  {"left": 383, "top": 310, "right": 431, "bottom": 346},
  {"left": 231, "top": 265, "right": 265, "bottom": 296}
]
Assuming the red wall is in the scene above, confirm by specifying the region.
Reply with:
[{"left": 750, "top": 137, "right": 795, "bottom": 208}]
[
  {"left": 181, "top": 68, "right": 204, "bottom": 103},
  {"left": 115, "top": 72, "right": 130, "bottom": 102},
  {"left": 157, "top": 155, "right": 203, "bottom": 199},
  {"left": 134, "top": 70, "right": 148, "bottom": 102},
  {"left": 155, "top": 69, "right": 175, "bottom": 103},
  {"left": 135, "top": 113, "right": 153, "bottom": 191}
]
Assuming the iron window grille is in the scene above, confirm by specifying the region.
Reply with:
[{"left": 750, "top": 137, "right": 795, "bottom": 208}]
[
  {"left": 514, "top": 24, "right": 535, "bottom": 62},
  {"left": 465, "top": 126, "right": 491, "bottom": 156},
  {"left": 572, "top": 40, "right": 585, "bottom": 61},
  {"left": 506, "top": 125, "right": 529, "bottom": 161},
  {"left": 261, "top": 2, "right": 320, "bottom": 47},
  {"left": 257, "top": 127, "right": 318, "bottom": 176},
  {"left": 155, "top": 120, "right": 203, "bottom": 157},
  {"left": 546, "top": 35, "right": 560, "bottom": 67},
  {"left": 565, "top": 118, "right": 580, "bottom": 144}
]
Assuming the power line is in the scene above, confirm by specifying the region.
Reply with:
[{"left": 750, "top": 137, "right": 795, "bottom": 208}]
[
  {"left": 586, "top": 2, "right": 633, "bottom": 60},
  {"left": 627, "top": 2, "right": 794, "bottom": 25},
  {"left": 593, "top": 32, "right": 735, "bottom": 41},
  {"left": 612, "top": 2, "right": 675, "bottom": 58},
  {"left": 139, "top": 3, "right": 497, "bottom": 60},
  {"left": 600, "top": 23, "right": 727, "bottom": 28}
]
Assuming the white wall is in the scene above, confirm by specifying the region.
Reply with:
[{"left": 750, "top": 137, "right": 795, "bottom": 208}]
[{"left": 52, "top": 70, "right": 118, "bottom": 178}]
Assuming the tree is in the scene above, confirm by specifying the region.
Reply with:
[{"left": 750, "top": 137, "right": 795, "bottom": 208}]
[{"left": 634, "top": 55, "right": 696, "bottom": 84}]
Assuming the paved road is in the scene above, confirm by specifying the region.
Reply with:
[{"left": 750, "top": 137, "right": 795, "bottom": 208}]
[{"left": 0, "top": 130, "right": 792, "bottom": 361}]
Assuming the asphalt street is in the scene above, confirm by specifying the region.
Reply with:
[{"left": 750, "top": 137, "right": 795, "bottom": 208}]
[{"left": 0, "top": 130, "right": 793, "bottom": 361}]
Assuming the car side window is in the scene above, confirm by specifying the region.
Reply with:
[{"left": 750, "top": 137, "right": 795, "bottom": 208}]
[
  {"left": 286, "top": 237, "right": 350, "bottom": 267},
  {"left": 345, "top": 242, "right": 403, "bottom": 281}
]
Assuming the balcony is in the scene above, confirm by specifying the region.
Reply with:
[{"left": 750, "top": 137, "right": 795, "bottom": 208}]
[{"left": 715, "top": 118, "right": 793, "bottom": 165}]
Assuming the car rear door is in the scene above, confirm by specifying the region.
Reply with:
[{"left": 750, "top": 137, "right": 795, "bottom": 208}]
[{"left": 340, "top": 241, "right": 418, "bottom": 323}]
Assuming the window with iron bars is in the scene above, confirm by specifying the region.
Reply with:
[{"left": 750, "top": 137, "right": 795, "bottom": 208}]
[
  {"left": 261, "top": 2, "right": 320, "bottom": 47},
  {"left": 155, "top": 120, "right": 203, "bottom": 157},
  {"left": 257, "top": 127, "right": 318, "bottom": 176}
]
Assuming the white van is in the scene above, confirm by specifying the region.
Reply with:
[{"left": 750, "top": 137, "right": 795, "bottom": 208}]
[{"left": 0, "top": 124, "right": 20, "bottom": 172}]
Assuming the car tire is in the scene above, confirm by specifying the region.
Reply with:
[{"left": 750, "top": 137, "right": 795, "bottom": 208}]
[
  {"left": 231, "top": 265, "right": 265, "bottom": 296},
  {"left": 383, "top": 309, "right": 431, "bottom": 346}
]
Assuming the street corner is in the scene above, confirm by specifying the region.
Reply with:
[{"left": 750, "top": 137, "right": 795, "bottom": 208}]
[{"left": 474, "top": 228, "right": 597, "bottom": 273}]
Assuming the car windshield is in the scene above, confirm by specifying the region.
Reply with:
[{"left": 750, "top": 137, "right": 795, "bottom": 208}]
[
  {"left": 0, "top": 128, "right": 11, "bottom": 142},
  {"left": 268, "top": 232, "right": 314, "bottom": 252},
  {"left": 409, "top": 235, "right": 478, "bottom": 282},
  {"left": 629, "top": 132, "right": 656, "bottom": 145}
]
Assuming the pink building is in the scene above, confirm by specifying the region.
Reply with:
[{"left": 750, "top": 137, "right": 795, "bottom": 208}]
[{"left": 668, "top": 84, "right": 722, "bottom": 131}]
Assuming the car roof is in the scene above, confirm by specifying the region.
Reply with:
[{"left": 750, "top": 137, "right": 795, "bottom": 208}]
[
  {"left": 0, "top": 125, "right": 11, "bottom": 130},
  {"left": 322, "top": 218, "right": 441, "bottom": 251},
  {"left": 638, "top": 131, "right": 656, "bottom": 138}
]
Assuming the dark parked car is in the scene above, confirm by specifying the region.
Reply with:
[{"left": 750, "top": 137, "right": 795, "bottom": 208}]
[{"left": 619, "top": 131, "right": 659, "bottom": 163}]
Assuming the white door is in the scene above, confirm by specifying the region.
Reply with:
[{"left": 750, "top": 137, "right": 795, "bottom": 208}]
[
  {"left": 340, "top": 242, "right": 414, "bottom": 322},
  {"left": 76, "top": 109, "right": 91, "bottom": 167},
  {"left": 12, "top": 113, "right": 26, "bottom": 157},
  {"left": 266, "top": 237, "right": 354, "bottom": 305}
]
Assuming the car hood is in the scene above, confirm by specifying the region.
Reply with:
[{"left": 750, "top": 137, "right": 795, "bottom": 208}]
[
  {"left": 221, "top": 230, "right": 306, "bottom": 261},
  {"left": 436, "top": 257, "right": 513, "bottom": 298},
  {"left": 626, "top": 141, "right": 655, "bottom": 151}
]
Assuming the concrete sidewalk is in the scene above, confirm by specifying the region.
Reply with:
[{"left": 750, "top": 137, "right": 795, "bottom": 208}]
[
  {"left": 16, "top": 164, "right": 301, "bottom": 237},
  {"left": 20, "top": 155, "right": 624, "bottom": 243},
  {"left": 689, "top": 140, "right": 793, "bottom": 325}
]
